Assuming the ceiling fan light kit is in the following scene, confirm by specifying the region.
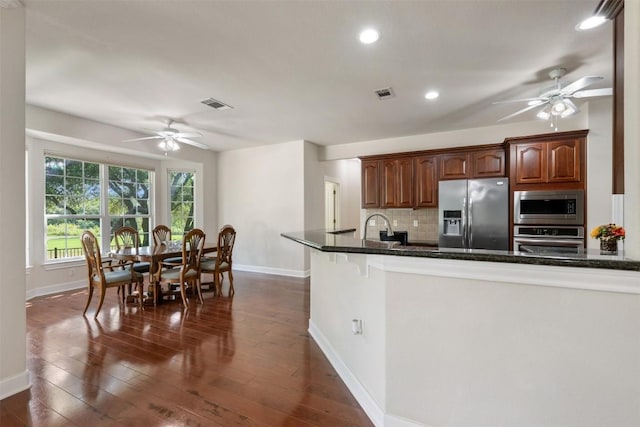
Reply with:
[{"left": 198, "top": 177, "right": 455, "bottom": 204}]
[
  {"left": 495, "top": 67, "right": 612, "bottom": 130},
  {"left": 123, "top": 119, "right": 208, "bottom": 154}
]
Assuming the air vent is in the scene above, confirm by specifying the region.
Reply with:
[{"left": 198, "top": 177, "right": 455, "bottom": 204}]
[
  {"left": 375, "top": 87, "right": 395, "bottom": 100},
  {"left": 201, "top": 98, "right": 233, "bottom": 110}
]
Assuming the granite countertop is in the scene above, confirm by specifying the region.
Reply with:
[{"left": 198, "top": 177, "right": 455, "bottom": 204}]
[{"left": 281, "top": 229, "right": 640, "bottom": 272}]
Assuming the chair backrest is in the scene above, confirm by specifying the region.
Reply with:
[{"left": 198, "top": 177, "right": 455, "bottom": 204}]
[
  {"left": 113, "top": 226, "right": 140, "bottom": 251},
  {"left": 182, "top": 228, "right": 206, "bottom": 272},
  {"left": 152, "top": 224, "right": 172, "bottom": 245},
  {"left": 216, "top": 225, "right": 236, "bottom": 267},
  {"left": 81, "top": 230, "right": 104, "bottom": 283}
]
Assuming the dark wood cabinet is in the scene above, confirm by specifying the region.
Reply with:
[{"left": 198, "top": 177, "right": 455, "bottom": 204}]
[
  {"left": 473, "top": 149, "right": 506, "bottom": 178},
  {"left": 507, "top": 130, "right": 587, "bottom": 191},
  {"left": 381, "top": 158, "right": 413, "bottom": 208},
  {"left": 414, "top": 155, "right": 438, "bottom": 207},
  {"left": 513, "top": 142, "right": 547, "bottom": 184},
  {"left": 361, "top": 159, "right": 380, "bottom": 208},
  {"left": 438, "top": 153, "right": 470, "bottom": 180},
  {"left": 548, "top": 140, "right": 581, "bottom": 183},
  {"left": 361, "top": 144, "right": 506, "bottom": 209}
]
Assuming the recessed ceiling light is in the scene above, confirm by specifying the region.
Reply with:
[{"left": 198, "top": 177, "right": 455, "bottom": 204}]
[
  {"left": 359, "top": 29, "right": 379, "bottom": 44},
  {"left": 576, "top": 15, "right": 607, "bottom": 31},
  {"left": 424, "top": 91, "right": 439, "bottom": 100}
]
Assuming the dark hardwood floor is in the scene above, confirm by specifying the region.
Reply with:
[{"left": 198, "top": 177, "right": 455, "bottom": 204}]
[{"left": 0, "top": 272, "right": 373, "bottom": 426}]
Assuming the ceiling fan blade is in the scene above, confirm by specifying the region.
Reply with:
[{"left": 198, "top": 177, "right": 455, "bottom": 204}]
[
  {"left": 175, "top": 132, "right": 203, "bottom": 139},
  {"left": 176, "top": 137, "right": 209, "bottom": 150},
  {"left": 572, "top": 88, "right": 613, "bottom": 98},
  {"left": 497, "top": 103, "right": 545, "bottom": 122},
  {"left": 492, "top": 97, "right": 546, "bottom": 105},
  {"left": 122, "top": 135, "right": 163, "bottom": 142},
  {"left": 561, "top": 76, "right": 603, "bottom": 95}
]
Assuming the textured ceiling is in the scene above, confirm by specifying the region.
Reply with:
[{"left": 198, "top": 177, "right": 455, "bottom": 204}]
[{"left": 25, "top": 0, "right": 612, "bottom": 152}]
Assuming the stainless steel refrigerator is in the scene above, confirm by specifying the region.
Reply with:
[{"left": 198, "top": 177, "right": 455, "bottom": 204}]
[{"left": 438, "top": 177, "right": 509, "bottom": 250}]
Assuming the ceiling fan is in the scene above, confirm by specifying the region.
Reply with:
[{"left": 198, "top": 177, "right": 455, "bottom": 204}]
[
  {"left": 124, "top": 120, "right": 208, "bottom": 154},
  {"left": 495, "top": 68, "right": 612, "bottom": 127}
]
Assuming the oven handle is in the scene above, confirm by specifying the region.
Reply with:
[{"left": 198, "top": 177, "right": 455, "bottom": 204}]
[{"left": 513, "top": 237, "right": 584, "bottom": 247}]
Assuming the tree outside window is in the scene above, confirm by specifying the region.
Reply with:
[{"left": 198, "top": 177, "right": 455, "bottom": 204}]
[
  {"left": 44, "top": 156, "right": 153, "bottom": 261},
  {"left": 169, "top": 171, "right": 195, "bottom": 237},
  {"left": 45, "top": 157, "right": 101, "bottom": 260},
  {"left": 108, "top": 166, "right": 151, "bottom": 247}
]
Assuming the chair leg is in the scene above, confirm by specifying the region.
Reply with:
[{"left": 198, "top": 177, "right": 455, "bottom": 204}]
[
  {"left": 94, "top": 286, "right": 107, "bottom": 318},
  {"left": 82, "top": 285, "right": 94, "bottom": 316},
  {"left": 137, "top": 281, "right": 144, "bottom": 310},
  {"left": 196, "top": 278, "right": 204, "bottom": 304},
  {"left": 179, "top": 282, "right": 189, "bottom": 307},
  {"left": 214, "top": 271, "right": 222, "bottom": 297},
  {"left": 228, "top": 270, "right": 235, "bottom": 297}
]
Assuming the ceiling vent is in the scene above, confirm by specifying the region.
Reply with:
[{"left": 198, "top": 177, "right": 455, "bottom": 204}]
[
  {"left": 201, "top": 97, "right": 233, "bottom": 110},
  {"left": 375, "top": 87, "right": 395, "bottom": 100}
]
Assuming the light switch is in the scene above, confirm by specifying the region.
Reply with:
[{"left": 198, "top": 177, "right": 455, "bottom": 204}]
[{"left": 393, "top": 220, "right": 398, "bottom": 226}]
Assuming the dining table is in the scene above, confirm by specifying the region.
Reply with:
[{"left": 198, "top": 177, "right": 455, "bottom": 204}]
[{"left": 109, "top": 242, "right": 217, "bottom": 304}]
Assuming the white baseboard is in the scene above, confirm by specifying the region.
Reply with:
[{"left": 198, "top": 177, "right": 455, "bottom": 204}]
[
  {"left": 309, "top": 320, "right": 425, "bottom": 427},
  {"left": 234, "top": 264, "right": 310, "bottom": 278},
  {"left": 0, "top": 370, "right": 30, "bottom": 400},
  {"left": 309, "top": 320, "right": 386, "bottom": 427},
  {"left": 26, "top": 279, "right": 85, "bottom": 301}
]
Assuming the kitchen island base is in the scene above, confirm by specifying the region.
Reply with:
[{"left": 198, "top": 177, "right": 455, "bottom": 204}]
[{"left": 309, "top": 249, "right": 640, "bottom": 427}]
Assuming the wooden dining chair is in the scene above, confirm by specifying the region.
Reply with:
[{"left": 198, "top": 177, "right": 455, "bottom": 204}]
[
  {"left": 113, "top": 226, "right": 150, "bottom": 274},
  {"left": 81, "top": 230, "right": 144, "bottom": 317},
  {"left": 152, "top": 224, "right": 172, "bottom": 245},
  {"left": 156, "top": 228, "right": 206, "bottom": 306},
  {"left": 201, "top": 225, "right": 236, "bottom": 297},
  {"left": 113, "top": 226, "right": 151, "bottom": 302},
  {"left": 152, "top": 224, "right": 182, "bottom": 264}
]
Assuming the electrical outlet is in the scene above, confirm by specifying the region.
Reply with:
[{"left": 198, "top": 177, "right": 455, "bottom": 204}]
[
  {"left": 369, "top": 220, "right": 375, "bottom": 226},
  {"left": 413, "top": 220, "right": 419, "bottom": 227},
  {"left": 393, "top": 219, "right": 398, "bottom": 226}
]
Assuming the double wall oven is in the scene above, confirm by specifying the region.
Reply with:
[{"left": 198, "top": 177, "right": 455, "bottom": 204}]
[{"left": 513, "top": 190, "right": 585, "bottom": 255}]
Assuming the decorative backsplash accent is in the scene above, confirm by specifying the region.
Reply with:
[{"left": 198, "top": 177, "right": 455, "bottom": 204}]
[{"left": 361, "top": 208, "right": 439, "bottom": 242}]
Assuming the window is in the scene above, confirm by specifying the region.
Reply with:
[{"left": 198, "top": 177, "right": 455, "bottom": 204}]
[
  {"left": 44, "top": 155, "right": 153, "bottom": 261},
  {"left": 45, "top": 156, "right": 101, "bottom": 260},
  {"left": 108, "top": 166, "right": 151, "bottom": 246},
  {"left": 169, "top": 171, "right": 195, "bottom": 237}
]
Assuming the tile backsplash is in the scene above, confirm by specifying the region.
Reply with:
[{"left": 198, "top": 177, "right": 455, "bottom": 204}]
[{"left": 361, "top": 208, "right": 439, "bottom": 242}]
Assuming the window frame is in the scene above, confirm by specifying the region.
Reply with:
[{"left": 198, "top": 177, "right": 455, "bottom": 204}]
[
  {"left": 168, "top": 169, "right": 196, "bottom": 238},
  {"left": 43, "top": 154, "right": 155, "bottom": 263}
]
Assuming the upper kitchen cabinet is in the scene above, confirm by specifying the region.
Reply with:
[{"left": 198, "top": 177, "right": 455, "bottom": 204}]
[
  {"left": 361, "top": 159, "right": 380, "bottom": 208},
  {"left": 439, "top": 147, "right": 506, "bottom": 180},
  {"left": 438, "top": 152, "right": 470, "bottom": 180},
  {"left": 507, "top": 130, "right": 588, "bottom": 190},
  {"left": 472, "top": 148, "right": 506, "bottom": 178},
  {"left": 414, "top": 155, "right": 438, "bottom": 207},
  {"left": 381, "top": 158, "right": 413, "bottom": 208}
]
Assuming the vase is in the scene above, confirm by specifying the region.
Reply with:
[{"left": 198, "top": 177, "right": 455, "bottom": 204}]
[{"left": 599, "top": 239, "right": 618, "bottom": 255}]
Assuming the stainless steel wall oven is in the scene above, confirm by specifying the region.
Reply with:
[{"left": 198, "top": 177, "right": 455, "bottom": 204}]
[{"left": 513, "top": 226, "right": 585, "bottom": 255}]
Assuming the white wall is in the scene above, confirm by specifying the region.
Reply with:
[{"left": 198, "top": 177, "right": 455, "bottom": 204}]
[
  {"left": 322, "top": 114, "right": 588, "bottom": 161},
  {"left": 586, "top": 98, "right": 614, "bottom": 250},
  {"left": 319, "top": 157, "right": 362, "bottom": 232},
  {"left": 218, "top": 140, "right": 307, "bottom": 276},
  {"left": 624, "top": 0, "right": 640, "bottom": 259},
  {"left": 0, "top": 6, "right": 28, "bottom": 400}
]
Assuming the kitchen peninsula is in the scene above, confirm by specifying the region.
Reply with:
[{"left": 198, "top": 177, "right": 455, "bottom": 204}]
[{"left": 282, "top": 230, "right": 640, "bottom": 427}]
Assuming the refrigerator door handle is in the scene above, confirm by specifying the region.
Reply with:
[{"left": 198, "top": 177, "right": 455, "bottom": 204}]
[
  {"left": 462, "top": 196, "right": 468, "bottom": 248},
  {"left": 468, "top": 195, "right": 473, "bottom": 248}
]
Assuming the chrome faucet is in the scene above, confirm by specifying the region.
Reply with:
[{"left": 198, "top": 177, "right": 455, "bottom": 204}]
[{"left": 363, "top": 213, "right": 394, "bottom": 241}]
